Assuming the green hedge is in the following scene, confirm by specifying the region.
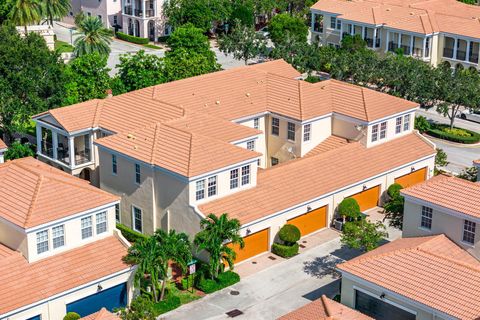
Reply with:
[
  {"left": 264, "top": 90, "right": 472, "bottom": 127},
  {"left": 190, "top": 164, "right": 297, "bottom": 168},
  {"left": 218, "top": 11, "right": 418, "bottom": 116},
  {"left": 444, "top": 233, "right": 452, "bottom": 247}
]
[
  {"left": 157, "top": 35, "right": 170, "bottom": 43},
  {"left": 427, "top": 125, "right": 480, "bottom": 144},
  {"left": 271, "top": 242, "right": 299, "bottom": 258},
  {"left": 196, "top": 271, "right": 240, "bottom": 293},
  {"left": 116, "top": 223, "right": 148, "bottom": 243},
  {"left": 116, "top": 32, "right": 149, "bottom": 44},
  {"left": 153, "top": 295, "right": 181, "bottom": 315}
]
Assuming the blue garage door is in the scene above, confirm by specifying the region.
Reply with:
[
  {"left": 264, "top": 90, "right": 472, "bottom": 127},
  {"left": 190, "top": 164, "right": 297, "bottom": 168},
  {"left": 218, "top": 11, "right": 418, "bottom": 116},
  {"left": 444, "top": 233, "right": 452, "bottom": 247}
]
[
  {"left": 66, "top": 283, "right": 127, "bottom": 317},
  {"left": 26, "top": 316, "right": 41, "bottom": 320}
]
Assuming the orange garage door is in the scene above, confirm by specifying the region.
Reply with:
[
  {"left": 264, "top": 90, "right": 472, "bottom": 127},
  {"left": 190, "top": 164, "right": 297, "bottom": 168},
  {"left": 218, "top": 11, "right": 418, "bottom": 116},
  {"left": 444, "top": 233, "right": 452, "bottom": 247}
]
[
  {"left": 227, "top": 228, "right": 269, "bottom": 263},
  {"left": 394, "top": 167, "right": 427, "bottom": 188},
  {"left": 287, "top": 206, "right": 327, "bottom": 237},
  {"left": 349, "top": 185, "right": 380, "bottom": 212}
]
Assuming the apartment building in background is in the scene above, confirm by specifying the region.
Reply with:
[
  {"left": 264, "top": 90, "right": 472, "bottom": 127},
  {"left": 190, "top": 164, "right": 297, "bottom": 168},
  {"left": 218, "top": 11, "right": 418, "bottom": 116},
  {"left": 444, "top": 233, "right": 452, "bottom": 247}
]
[
  {"left": 65, "top": 0, "right": 122, "bottom": 29},
  {"left": 33, "top": 60, "right": 436, "bottom": 265},
  {"left": 121, "top": 0, "right": 170, "bottom": 40},
  {"left": 310, "top": 0, "right": 480, "bottom": 70}
]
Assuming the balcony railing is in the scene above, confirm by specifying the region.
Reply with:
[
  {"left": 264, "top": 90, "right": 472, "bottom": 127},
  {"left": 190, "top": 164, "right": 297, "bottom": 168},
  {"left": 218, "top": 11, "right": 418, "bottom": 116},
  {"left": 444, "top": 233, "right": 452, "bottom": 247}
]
[
  {"left": 75, "top": 148, "right": 91, "bottom": 165},
  {"left": 41, "top": 142, "right": 53, "bottom": 158},
  {"left": 388, "top": 41, "right": 398, "bottom": 52},
  {"left": 470, "top": 53, "right": 479, "bottom": 64},
  {"left": 313, "top": 23, "right": 323, "bottom": 33},
  {"left": 400, "top": 45, "right": 410, "bottom": 55},
  {"left": 412, "top": 47, "right": 424, "bottom": 57},
  {"left": 443, "top": 47, "right": 454, "bottom": 58},
  {"left": 456, "top": 50, "right": 466, "bottom": 61},
  {"left": 145, "top": 9, "right": 155, "bottom": 17},
  {"left": 134, "top": 9, "right": 143, "bottom": 17}
]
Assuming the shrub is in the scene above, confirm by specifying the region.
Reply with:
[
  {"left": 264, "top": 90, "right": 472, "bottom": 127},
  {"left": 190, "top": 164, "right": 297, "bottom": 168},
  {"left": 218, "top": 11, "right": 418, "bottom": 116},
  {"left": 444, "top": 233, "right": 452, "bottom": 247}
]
[
  {"left": 196, "top": 278, "right": 219, "bottom": 294},
  {"left": 414, "top": 115, "right": 431, "bottom": 133},
  {"left": 278, "top": 224, "right": 301, "bottom": 245},
  {"left": 119, "top": 295, "right": 156, "bottom": 320},
  {"left": 271, "top": 242, "right": 299, "bottom": 258},
  {"left": 180, "top": 274, "right": 195, "bottom": 290},
  {"left": 196, "top": 271, "right": 240, "bottom": 293},
  {"left": 387, "top": 183, "right": 403, "bottom": 199},
  {"left": 64, "top": 312, "right": 80, "bottom": 320},
  {"left": 4, "top": 141, "right": 35, "bottom": 160},
  {"left": 116, "top": 223, "right": 148, "bottom": 243},
  {"left": 338, "top": 198, "right": 361, "bottom": 220},
  {"left": 116, "top": 32, "right": 149, "bottom": 44},
  {"left": 427, "top": 125, "right": 480, "bottom": 144},
  {"left": 157, "top": 35, "right": 170, "bottom": 43},
  {"left": 153, "top": 295, "right": 181, "bottom": 315}
]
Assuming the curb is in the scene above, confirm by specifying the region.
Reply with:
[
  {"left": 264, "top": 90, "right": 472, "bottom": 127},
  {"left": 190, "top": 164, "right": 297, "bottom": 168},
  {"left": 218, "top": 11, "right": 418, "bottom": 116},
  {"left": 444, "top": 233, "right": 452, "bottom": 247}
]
[{"left": 423, "top": 134, "right": 480, "bottom": 148}]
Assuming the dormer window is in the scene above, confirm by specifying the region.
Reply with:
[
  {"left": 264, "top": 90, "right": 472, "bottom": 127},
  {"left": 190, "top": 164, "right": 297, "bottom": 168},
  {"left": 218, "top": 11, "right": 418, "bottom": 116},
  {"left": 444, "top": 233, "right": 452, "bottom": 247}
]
[
  {"left": 36, "top": 230, "right": 49, "bottom": 254},
  {"left": 96, "top": 212, "right": 107, "bottom": 234},
  {"left": 395, "top": 117, "right": 402, "bottom": 134},
  {"left": 253, "top": 118, "right": 259, "bottom": 129},
  {"left": 241, "top": 165, "right": 250, "bottom": 185},
  {"left": 247, "top": 140, "right": 255, "bottom": 151},
  {"left": 380, "top": 122, "right": 387, "bottom": 139},
  {"left": 303, "top": 124, "right": 311, "bottom": 142},
  {"left": 81, "top": 216, "right": 93, "bottom": 239},
  {"left": 404, "top": 114, "right": 411, "bottom": 131},
  {"left": 52, "top": 225, "right": 65, "bottom": 249},
  {"left": 371, "top": 124, "right": 379, "bottom": 142},
  {"left": 230, "top": 168, "right": 239, "bottom": 189}
]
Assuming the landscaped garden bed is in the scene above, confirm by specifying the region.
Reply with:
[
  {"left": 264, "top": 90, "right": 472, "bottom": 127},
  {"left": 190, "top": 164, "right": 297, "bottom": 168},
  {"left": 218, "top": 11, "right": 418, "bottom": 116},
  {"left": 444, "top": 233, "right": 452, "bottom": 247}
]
[{"left": 426, "top": 124, "right": 480, "bottom": 144}]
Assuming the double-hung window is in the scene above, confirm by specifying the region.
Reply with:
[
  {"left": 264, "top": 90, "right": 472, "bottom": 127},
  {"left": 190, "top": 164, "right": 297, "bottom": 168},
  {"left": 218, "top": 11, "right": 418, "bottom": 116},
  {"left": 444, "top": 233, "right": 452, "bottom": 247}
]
[
  {"left": 272, "top": 117, "right": 280, "bottom": 136},
  {"left": 420, "top": 206, "right": 433, "bottom": 230},
  {"left": 330, "top": 17, "right": 336, "bottom": 29},
  {"left": 371, "top": 124, "right": 379, "bottom": 142},
  {"left": 336, "top": 19, "right": 341, "bottom": 30},
  {"left": 208, "top": 176, "right": 217, "bottom": 197},
  {"left": 287, "top": 122, "right": 295, "bottom": 141},
  {"left": 395, "top": 117, "right": 402, "bottom": 134},
  {"left": 403, "top": 114, "right": 411, "bottom": 131},
  {"left": 196, "top": 180, "right": 205, "bottom": 200},
  {"left": 380, "top": 121, "right": 387, "bottom": 139},
  {"left": 81, "top": 216, "right": 93, "bottom": 239},
  {"left": 230, "top": 169, "right": 239, "bottom": 189},
  {"left": 36, "top": 230, "right": 49, "bottom": 254},
  {"left": 247, "top": 140, "right": 255, "bottom": 151},
  {"left": 52, "top": 225, "right": 65, "bottom": 249},
  {"left": 112, "top": 154, "right": 117, "bottom": 174},
  {"left": 133, "top": 206, "right": 142, "bottom": 233},
  {"left": 96, "top": 212, "right": 107, "bottom": 234},
  {"left": 463, "top": 220, "right": 476, "bottom": 245},
  {"left": 241, "top": 165, "right": 250, "bottom": 185},
  {"left": 135, "top": 163, "right": 141, "bottom": 184},
  {"left": 303, "top": 124, "right": 311, "bottom": 142},
  {"left": 253, "top": 118, "right": 259, "bottom": 129},
  {"left": 115, "top": 204, "right": 120, "bottom": 223}
]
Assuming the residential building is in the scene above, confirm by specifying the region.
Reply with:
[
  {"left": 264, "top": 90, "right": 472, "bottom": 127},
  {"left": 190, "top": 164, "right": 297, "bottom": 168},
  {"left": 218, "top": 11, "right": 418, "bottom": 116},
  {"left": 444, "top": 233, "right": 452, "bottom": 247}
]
[
  {"left": 401, "top": 173, "right": 480, "bottom": 259},
  {"left": 65, "top": 0, "right": 122, "bottom": 29},
  {"left": 16, "top": 25, "right": 55, "bottom": 50},
  {"left": 278, "top": 294, "right": 373, "bottom": 319},
  {"left": 121, "top": 0, "right": 171, "bottom": 40},
  {"left": 80, "top": 308, "right": 120, "bottom": 320},
  {"left": 337, "top": 235, "right": 480, "bottom": 320},
  {"left": 0, "top": 157, "right": 133, "bottom": 320},
  {"left": 310, "top": 0, "right": 480, "bottom": 70},
  {"left": 0, "top": 138, "right": 6, "bottom": 163},
  {"left": 34, "top": 60, "right": 436, "bottom": 264}
]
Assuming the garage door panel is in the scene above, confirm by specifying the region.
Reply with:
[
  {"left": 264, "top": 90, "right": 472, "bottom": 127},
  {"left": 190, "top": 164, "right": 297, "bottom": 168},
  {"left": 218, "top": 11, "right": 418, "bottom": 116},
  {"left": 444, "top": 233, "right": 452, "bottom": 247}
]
[
  {"left": 355, "top": 290, "right": 415, "bottom": 320},
  {"left": 66, "top": 283, "right": 127, "bottom": 317},
  {"left": 228, "top": 228, "right": 269, "bottom": 263},
  {"left": 287, "top": 206, "right": 327, "bottom": 237},
  {"left": 349, "top": 186, "right": 380, "bottom": 212},
  {"left": 394, "top": 167, "right": 427, "bottom": 188}
]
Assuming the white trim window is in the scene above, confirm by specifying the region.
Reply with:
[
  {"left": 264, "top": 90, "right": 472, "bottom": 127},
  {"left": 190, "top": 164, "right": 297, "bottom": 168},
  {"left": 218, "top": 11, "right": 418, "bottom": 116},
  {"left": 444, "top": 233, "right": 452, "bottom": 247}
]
[
  {"left": 380, "top": 121, "right": 387, "bottom": 139},
  {"left": 420, "top": 206, "right": 433, "bottom": 230},
  {"left": 115, "top": 204, "right": 120, "bottom": 223},
  {"left": 208, "top": 176, "right": 217, "bottom": 197},
  {"left": 404, "top": 114, "right": 411, "bottom": 131},
  {"left": 196, "top": 180, "right": 205, "bottom": 200},
  {"left": 230, "top": 168, "right": 239, "bottom": 189},
  {"left": 36, "top": 230, "right": 49, "bottom": 254},
  {"left": 112, "top": 154, "right": 117, "bottom": 174},
  {"left": 371, "top": 124, "right": 379, "bottom": 142},
  {"left": 132, "top": 206, "right": 142, "bottom": 233},
  {"left": 253, "top": 118, "right": 259, "bottom": 129},
  {"left": 303, "top": 124, "right": 311, "bottom": 142},
  {"left": 81, "top": 216, "right": 93, "bottom": 239},
  {"left": 395, "top": 117, "right": 402, "bottom": 134},
  {"left": 241, "top": 165, "right": 250, "bottom": 185},
  {"left": 135, "top": 163, "right": 141, "bottom": 184},
  {"left": 52, "top": 225, "right": 65, "bottom": 249},
  {"left": 96, "top": 211, "right": 108, "bottom": 234},
  {"left": 463, "top": 220, "right": 476, "bottom": 245},
  {"left": 287, "top": 122, "right": 295, "bottom": 141},
  {"left": 271, "top": 117, "right": 280, "bottom": 136},
  {"left": 247, "top": 140, "right": 255, "bottom": 151}
]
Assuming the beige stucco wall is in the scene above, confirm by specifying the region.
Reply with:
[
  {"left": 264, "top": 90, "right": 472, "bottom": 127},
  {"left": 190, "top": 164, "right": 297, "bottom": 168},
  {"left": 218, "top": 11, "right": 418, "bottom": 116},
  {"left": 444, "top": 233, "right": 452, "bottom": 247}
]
[
  {"left": 402, "top": 199, "right": 480, "bottom": 259},
  {"left": 66, "top": 0, "right": 121, "bottom": 28},
  {"left": 266, "top": 114, "right": 302, "bottom": 166},
  {"left": 0, "top": 220, "right": 28, "bottom": 258},
  {"left": 300, "top": 116, "right": 332, "bottom": 156},
  {"left": 332, "top": 116, "right": 366, "bottom": 142},
  {"left": 237, "top": 116, "right": 267, "bottom": 168},
  {"left": 366, "top": 111, "right": 415, "bottom": 148}
]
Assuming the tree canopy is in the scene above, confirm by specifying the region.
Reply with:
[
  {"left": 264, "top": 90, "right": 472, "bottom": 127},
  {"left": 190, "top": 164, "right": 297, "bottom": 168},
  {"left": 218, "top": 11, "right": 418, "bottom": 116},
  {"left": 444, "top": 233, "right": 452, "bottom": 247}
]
[
  {"left": 74, "top": 16, "right": 112, "bottom": 57},
  {"left": 268, "top": 13, "right": 308, "bottom": 45}
]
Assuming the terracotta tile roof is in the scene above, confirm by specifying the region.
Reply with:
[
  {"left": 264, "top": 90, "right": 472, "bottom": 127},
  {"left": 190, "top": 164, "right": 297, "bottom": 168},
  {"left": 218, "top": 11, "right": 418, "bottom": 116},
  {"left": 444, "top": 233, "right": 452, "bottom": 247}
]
[
  {"left": 401, "top": 174, "right": 480, "bottom": 219},
  {"left": 95, "top": 123, "right": 261, "bottom": 178},
  {"left": 0, "top": 236, "right": 130, "bottom": 316},
  {"left": 0, "top": 157, "right": 118, "bottom": 228},
  {"left": 80, "top": 308, "right": 120, "bottom": 320},
  {"left": 305, "top": 135, "right": 350, "bottom": 157},
  {"left": 0, "top": 138, "right": 7, "bottom": 150},
  {"left": 199, "top": 133, "right": 435, "bottom": 225},
  {"left": 337, "top": 235, "right": 480, "bottom": 320},
  {"left": 278, "top": 295, "right": 373, "bottom": 320}
]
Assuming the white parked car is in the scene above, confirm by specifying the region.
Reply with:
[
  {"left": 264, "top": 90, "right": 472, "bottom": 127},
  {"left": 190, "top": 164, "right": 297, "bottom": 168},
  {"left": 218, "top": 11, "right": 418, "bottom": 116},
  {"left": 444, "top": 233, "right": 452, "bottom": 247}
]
[{"left": 460, "top": 109, "right": 480, "bottom": 123}]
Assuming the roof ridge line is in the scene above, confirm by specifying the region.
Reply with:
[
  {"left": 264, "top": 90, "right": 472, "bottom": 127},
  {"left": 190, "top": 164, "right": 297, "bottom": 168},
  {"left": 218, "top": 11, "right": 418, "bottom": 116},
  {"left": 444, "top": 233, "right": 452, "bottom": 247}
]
[
  {"left": 149, "top": 122, "right": 161, "bottom": 164},
  {"left": 186, "top": 133, "right": 193, "bottom": 177},
  {"left": 92, "top": 100, "right": 104, "bottom": 128},
  {"left": 360, "top": 87, "right": 369, "bottom": 121},
  {"left": 415, "top": 245, "right": 480, "bottom": 272},
  {"left": 24, "top": 175, "right": 43, "bottom": 227},
  {"left": 298, "top": 81, "right": 303, "bottom": 119},
  {"left": 321, "top": 295, "right": 334, "bottom": 317}
]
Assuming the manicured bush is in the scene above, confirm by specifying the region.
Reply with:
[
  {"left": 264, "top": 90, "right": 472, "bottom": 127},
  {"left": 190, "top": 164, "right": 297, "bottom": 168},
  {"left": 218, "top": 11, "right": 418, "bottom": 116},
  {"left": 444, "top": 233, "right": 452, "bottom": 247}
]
[
  {"left": 338, "top": 198, "right": 361, "bottom": 220},
  {"left": 153, "top": 295, "right": 181, "bottom": 315},
  {"left": 116, "top": 223, "right": 148, "bottom": 243},
  {"left": 196, "top": 271, "right": 240, "bottom": 293},
  {"left": 196, "top": 278, "right": 219, "bottom": 294},
  {"left": 427, "top": 124, "right": 480, "bottom": 144},
  {"left": 271, "top": 242, "right": 299, "bottom": 258},
  {"left": 180, "top": 274, "right": 195, "bottom": 290},
  {"left": 157, "top": 35, "right": 170, "bottom": 43},
  {"left": 414, "top": 115, "right": 431, "bottom": 133},
  {"left": 116, "top": 32, "right": 149, "bottom": 44},
  {"left": 63, "top": 312, "right": 80, "bottom": 320},
  {"left": 387, "top": 183, "right": 403, "bottom": 199},
  {"left": 278, "top": 224, "right": 301, "bottom": 245}
]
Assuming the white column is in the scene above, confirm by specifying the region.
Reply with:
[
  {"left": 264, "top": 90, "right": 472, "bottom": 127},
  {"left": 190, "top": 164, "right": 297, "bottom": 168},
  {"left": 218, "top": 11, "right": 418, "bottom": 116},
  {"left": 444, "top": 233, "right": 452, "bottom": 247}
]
[
  {"left": 36, "top": 125, "right": 42, "bottom": 154},
  {"left": 409, "top": 35, "right": 414, "bottom": 56},
  {"left": 350, "top": 24, "right": 354, "bottom": 35},
  {"left": 361, "top": 26, "right": 365, "bottom": 39},
  {"left": 69, "top": 137, "right": 75, "bottom": 168},
  {"left": 385, "top": 31, "right": 390, "bottom": 53},
  {"left": 422, "top": 37, "right": 426, "bottom": 58},
  {"left": 311, "top": 12, "right": 315, "bottom": 32},
  {"left": 453, "top": 38, "right": 458, "bottom": 60},
  {"left": 141, "top": 0, "right": 145, "bottom": 18},
  {"left": 132, "top": 0, "right": 135, "bottom": 16},
  {"left": 373, "top": 28, "right": 377, "bottom": 49},
  {"left": 466, "top": 40, "right": 471, "bottom": 62},
  {"left": 52, "top": 131, "right": 58, "bottom": 160},
  {"left": 340, "top": 22, "right": 343, "bottom": 41},
  {"left": 398, "top": 33, "right": 401, "bottom": 48},
  {"left": 89, "top": 134, "right": 94, "bottom": 163}
]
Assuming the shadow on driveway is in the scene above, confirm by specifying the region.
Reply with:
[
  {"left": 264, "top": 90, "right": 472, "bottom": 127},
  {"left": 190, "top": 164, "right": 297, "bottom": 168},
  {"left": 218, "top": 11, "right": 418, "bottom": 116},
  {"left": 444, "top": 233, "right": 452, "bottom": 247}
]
[{"left": 302, "top": 279, "right": 342, "bottom": 301}]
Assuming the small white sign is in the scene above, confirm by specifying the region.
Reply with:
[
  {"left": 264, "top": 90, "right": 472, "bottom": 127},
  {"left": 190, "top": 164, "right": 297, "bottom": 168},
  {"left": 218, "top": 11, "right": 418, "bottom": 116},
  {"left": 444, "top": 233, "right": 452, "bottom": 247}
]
[{"left": 189, "top": 263, "right": 196, "bottom": 274}]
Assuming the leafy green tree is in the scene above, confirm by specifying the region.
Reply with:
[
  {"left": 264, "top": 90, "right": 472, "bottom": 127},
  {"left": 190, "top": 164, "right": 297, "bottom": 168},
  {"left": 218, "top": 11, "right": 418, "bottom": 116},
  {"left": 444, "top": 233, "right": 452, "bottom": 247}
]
[
  {"left": 74, "top": 16, "right": 112, "bottom": 57},
  {"left": 230, "top": 0, "right": 255, "bottom": 27},
  {"left": 63, "top": 312, "right": 81, "bottom": 320},
  {"left": 268, "top": 13, "right": 308, "bottom": 45},
  {"left": 10, "top": 0, "right": 42, "bottom": 33},
  {"left": 341, "top": 219, "right": 388, "bottom": 252},
  {"left": 74, "top": 10, "right": 85, "bottom": 27},
  {"left": 63, "top": 53, "right": 111, "bottom": 105},
  {"left": 113, "top": 50, "right": 165, "bottom": 94},
  {"left": 42, "top": 0, "right": 70, "bottom": 25},
  {"left": 270, "top": 39, "right": 320, "bottom": 73},
  {"left": 383, "top": 183, "right": 404, "bottom": 230},
  {"left": 340, "top": 34, "right": 367, "bottom": 52},
  {"left": 218, "top": 20, "right": 268, "bottom": 65},
  {"left": 118, "top": 295, "right": 156, "bottom": 320},
  {"left": 0, "top": 25, "right": 65, "bottom": 141},
  {"left": 435, "top": 148, "right": 449, "bottom": 169},
  {"left": 414, "top": 115, "right": 431, "bottom": 133},
  {"left": 458, "top": 166, "right": 478, "bottom": 182},
  {"left": 4, "top": 141, "right": 35, "bottom": 160},
  {"left": 0, "top": 0, "right": 14, "bottom": 23},
  {"left": 338, "top": 198, "right": 361, "bottom": 221},
  {"left": 194, "top": 213, "right": 244, "bottom": 279}
]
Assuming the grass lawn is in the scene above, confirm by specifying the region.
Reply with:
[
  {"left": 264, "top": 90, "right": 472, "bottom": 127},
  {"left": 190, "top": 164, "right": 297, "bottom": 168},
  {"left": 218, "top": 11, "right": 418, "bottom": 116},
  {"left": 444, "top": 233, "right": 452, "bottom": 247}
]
[
  {"left": 55, "top": 40, "right": 74, "bottom": 53},
  {"left": 143, "top": 43, "right": 163, "bottom": 49},
  {"left": 152, "top": 283, "right": 201, "bottom": 315}
]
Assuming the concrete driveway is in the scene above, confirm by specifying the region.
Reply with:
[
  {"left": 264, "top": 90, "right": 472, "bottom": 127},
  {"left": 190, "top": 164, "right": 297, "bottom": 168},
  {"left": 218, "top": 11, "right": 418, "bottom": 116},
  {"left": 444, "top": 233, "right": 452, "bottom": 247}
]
[{"left": 160, "top": 233, "right": 363, "bottom": 320}]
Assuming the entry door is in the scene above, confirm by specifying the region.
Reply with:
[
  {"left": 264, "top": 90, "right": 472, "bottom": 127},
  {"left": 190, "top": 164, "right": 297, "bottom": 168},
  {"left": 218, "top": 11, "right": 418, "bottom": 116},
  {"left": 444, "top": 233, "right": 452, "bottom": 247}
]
[{"left": 66, "top": 283, "right": 127, "bottom": 317}]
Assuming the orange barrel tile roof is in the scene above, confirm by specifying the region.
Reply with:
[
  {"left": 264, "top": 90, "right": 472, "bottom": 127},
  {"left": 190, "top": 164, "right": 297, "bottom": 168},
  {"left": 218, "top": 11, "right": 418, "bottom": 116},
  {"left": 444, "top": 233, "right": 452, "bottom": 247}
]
[
  {"left": 199, "top": 133, "right": 435, "bottom": 225},
  {"left": 0, "top": 157, "right": 119, "bottom": 228},
  {"left": 0, "top": 236, "right": 131, "bottom": 316},
  {"left": 337, "top": 235, "right": 480, "bottom": 320},
  {"left": 94, "top": 123, "right": 261, "bottom": 178},
  {"left": 0, "top": 138, "right": 7, "bottom": 150},
  {"left": 305, "top": 135, "right": 350, "bottom": 157},
  {"left": 80, "top": 308, "right": 120, "bottom": 320},
  {"left": 401, "top": 174, "right": 480, "bottom": 219},
  {"left": 278, "top": 295, "right": 373, "bottom": 320}
]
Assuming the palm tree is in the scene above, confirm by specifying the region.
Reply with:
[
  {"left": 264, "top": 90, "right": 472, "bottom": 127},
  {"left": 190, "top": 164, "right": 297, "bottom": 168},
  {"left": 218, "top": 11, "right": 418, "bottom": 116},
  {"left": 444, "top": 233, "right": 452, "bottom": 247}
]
[
  {"left": 74, "top": 16, "right": 112, "bottom": 57},
  {"left": 154, "top": 230, "right": 192, "bottom": 301},
  {"left": 194, "top": 213, "right": 244, "bottom": 279},
  {"left": 42, "top": 0, "right": 71, "bottom": 26},
  {"left": 123, "top": 236, "right": 161, "bottom": 303},
  {"left": 10, "top": 0, "right": 42, "bottom": 34}
]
